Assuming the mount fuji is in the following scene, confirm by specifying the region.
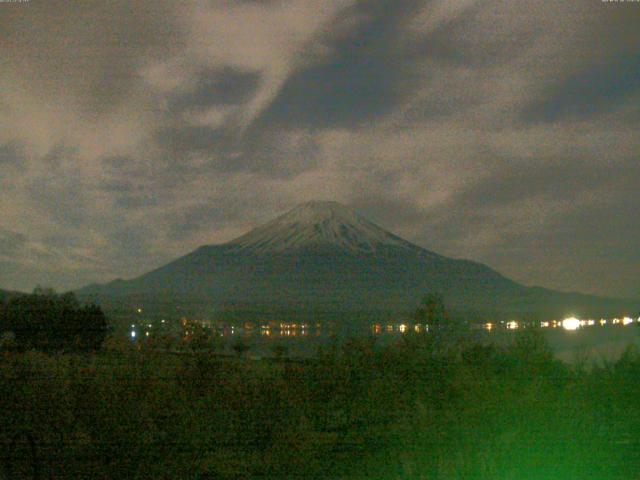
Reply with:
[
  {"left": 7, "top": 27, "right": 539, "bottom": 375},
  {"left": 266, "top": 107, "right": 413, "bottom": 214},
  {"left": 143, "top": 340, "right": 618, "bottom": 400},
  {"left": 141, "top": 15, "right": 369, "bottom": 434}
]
[{"left": 79, "top": 201, "right": 637, "bottom": 321}]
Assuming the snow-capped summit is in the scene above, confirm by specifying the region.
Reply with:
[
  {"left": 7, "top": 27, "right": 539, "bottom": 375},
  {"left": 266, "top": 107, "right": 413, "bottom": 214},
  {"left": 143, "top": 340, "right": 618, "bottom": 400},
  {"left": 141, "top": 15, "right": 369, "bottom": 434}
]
[{"left": 227, "top": 201, "right": 415, "bottom": 254}]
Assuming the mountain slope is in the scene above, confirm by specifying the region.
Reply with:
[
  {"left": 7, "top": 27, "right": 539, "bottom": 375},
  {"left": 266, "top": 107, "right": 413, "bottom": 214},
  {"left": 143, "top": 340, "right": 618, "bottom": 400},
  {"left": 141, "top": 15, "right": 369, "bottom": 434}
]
[{"left": 79, "top": 201, "right": 638, "bottom": 320}]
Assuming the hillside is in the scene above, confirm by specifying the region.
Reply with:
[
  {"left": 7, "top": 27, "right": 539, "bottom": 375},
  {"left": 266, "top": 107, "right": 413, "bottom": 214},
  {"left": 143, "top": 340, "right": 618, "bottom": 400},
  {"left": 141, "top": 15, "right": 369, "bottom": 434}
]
[{"left": 79, "top": 201, "right": 639, "bottom": 320}]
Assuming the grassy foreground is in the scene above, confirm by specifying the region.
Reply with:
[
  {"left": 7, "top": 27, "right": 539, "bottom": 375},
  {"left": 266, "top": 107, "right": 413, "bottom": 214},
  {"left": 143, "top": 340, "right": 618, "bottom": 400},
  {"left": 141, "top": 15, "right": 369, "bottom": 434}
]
[{"left": 1, "top": 331, "right": 639, "bottom": 479}]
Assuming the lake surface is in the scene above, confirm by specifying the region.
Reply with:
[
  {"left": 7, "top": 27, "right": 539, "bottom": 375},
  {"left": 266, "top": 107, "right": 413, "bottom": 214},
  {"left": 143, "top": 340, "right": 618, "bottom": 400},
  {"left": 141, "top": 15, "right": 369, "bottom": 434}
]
[{"left": 202, "top": 320, "right": 640, "bottom": 364}]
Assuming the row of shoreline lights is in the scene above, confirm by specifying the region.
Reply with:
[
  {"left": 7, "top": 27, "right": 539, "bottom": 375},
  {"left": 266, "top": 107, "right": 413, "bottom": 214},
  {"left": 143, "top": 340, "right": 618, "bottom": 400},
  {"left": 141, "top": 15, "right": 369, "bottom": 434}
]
[
  {"left": 127, "top": 316, "right": 638, "bottom": 339},
  {"left": 494, "top": 316, "right": 639, "bottom": 332}
]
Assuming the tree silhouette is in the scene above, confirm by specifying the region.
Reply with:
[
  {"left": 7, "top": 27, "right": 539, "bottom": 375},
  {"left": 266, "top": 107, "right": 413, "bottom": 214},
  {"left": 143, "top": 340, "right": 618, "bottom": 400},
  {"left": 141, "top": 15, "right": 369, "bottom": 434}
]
[
  {"left": 413, "top": 292, "right": 449, "bottom": 328},
  {"left": 0, "top": 289, "right": 107, "bottom": 352}
]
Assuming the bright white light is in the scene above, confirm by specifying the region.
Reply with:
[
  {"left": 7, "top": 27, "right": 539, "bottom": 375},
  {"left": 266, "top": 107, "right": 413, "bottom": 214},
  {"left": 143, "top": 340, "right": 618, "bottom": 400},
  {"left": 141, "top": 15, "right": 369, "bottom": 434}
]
[
  {"left": 587, "top": 320, "right": 595, "bottom": 326},
  {"left": 506, "top": 321, "right": 519, "bottom": 330},
  {"left": 131, "top": 331, "right": 136, "bottom": 338},
  {"left": 562, "top": 317, "right": 581, "bottom": 331},
  {"left": 540, "top": 321, "right": 549, "bottom": 328},
  {"left": 623, "top": 317, "right": 634, "bottom": 326},
  {"left": 399, "top": 324, "right": 407, "bottom": 333},
  {"left": 137, "top": 308, "right": 142, "bottom": 313},
  {"left": 485, "top": 322, "right": 493, "bottom": 331},
  {"left": 145, "top": 331, "right": 150, "bottom": 337},
  {"left": 600, "top": 319, "right": 607, "bottom": 326}
]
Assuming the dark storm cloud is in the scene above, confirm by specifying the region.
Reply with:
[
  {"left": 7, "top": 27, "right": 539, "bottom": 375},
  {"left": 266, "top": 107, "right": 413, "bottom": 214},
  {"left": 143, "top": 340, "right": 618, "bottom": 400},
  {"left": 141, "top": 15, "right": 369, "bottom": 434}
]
[
  {"left": 414, "top": 4, "right": 538, "bottom": 69},
  {"left": 0, "top": 0, "right": 183, "bottom": 115},
  {"left": 169, "top": 68, "right": 261, "bottom": 113},
  {"left": 524, "top": 53, "right": 640, "bottom": 123},
  {"left": 257, "top": 0, "right": 422, "bottom": 129},
  {"left": 259, "top": 55, "right": 403, "bottom": 128}
]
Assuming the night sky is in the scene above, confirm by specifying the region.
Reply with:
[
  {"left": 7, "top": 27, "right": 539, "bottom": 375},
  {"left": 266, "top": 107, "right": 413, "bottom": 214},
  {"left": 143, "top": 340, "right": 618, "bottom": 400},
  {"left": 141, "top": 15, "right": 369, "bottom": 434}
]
[{"left": 0, "top": 0, "right": 638, "bottom": 299}]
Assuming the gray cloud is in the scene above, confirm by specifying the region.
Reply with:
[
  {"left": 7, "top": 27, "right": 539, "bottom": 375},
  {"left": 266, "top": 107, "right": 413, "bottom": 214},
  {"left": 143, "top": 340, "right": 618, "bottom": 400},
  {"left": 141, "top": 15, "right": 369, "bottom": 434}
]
[
  {"left": 168, "top": 68, "right": 261, "bottom": 112},
  {"left": 0, "top": 228, "right": 27, "bottom": 258},
  {"left": 0, "top": 0, "right": 183, "bottom": 116},
  {"left": 26, "top": 146, "right": 91, "bottom": 227},
  {"left": 256, "top": 0, "right": 423, "bottom": 129},
  {"left": 0, "top": 142, "right": 27, "bottom": 186},
  {"left": 0, "top": 0, "right": 638, "bottom": 300},
  {"left": 523, "top": 52, "right": 640, "bottom": 123},
  {"left": 0, "top": 142, "right": 24, "bottom": 167}
]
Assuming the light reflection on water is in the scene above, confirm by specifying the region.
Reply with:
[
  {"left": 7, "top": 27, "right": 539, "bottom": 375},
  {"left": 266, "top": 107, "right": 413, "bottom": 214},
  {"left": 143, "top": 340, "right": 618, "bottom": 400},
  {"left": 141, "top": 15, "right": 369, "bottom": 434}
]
[
  {"left": 130, "top": 315, "right": 640, "bottom": 362},
  {"left": 138, "top": 315, "right": 640, "bottom": 340}
]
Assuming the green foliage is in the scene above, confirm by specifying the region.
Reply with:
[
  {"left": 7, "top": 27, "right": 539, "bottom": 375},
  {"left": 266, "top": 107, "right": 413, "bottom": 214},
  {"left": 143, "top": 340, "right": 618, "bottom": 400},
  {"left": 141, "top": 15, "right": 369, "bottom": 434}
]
[
  {"left": 0, "top": 289, "right": 107, "bottom": 352},
  {"left": 0, "top": 331, "right": 639, "bottom": 478},
  {"left": 271, "top": 344, "right": 289, "bottom": 359},
  {"left": 232, "top": 338, "right": 250, "bottom": 357}
]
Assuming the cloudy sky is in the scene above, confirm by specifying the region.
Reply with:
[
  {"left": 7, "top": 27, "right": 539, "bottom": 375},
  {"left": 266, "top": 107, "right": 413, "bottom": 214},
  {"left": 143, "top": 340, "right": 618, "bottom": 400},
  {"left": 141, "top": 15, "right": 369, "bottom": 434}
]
[{"left": 1, "top": 0, "right": 638, "bottom": 299}]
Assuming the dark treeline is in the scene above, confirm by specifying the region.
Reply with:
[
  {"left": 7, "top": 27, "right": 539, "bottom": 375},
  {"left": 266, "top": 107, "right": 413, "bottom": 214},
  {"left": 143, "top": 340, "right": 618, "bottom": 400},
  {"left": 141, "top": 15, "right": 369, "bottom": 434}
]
[
  {"left": 1, "top": 327, "right": 639, "bottom": 479},
  {"left": 0, "top": 288, "right": 107, "bottom": 352}
]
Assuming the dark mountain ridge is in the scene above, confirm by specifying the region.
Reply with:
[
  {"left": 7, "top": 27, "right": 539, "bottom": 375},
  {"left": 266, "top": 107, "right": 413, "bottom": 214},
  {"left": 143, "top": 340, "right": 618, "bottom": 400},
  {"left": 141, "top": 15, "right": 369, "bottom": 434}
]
[{"left": 79, "top": 201, "right": 638, "bottom": 321}]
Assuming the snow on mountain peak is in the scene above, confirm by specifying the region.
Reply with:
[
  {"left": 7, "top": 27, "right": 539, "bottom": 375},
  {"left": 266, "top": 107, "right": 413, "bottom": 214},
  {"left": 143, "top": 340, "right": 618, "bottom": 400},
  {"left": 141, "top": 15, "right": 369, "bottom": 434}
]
[
  {"left": 274, "top": 201, "right": 362, "bottom": 225},
  {"left": 227, "top": 201, "right": 416, "bottom": 254}
]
